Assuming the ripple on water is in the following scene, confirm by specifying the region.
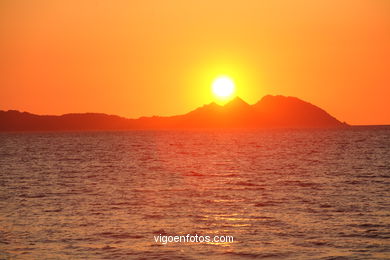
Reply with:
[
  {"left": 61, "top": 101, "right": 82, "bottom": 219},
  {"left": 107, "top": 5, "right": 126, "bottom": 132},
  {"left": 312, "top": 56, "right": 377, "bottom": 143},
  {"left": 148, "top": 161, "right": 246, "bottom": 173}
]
[{"left": 0, "top": 128, "right": 389, "bottom": 259}]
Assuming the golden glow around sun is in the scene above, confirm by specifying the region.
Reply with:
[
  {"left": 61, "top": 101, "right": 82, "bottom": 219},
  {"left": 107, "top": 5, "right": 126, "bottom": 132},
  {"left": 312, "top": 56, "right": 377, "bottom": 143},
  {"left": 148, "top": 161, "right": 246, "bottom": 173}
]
[{"left": 212, "top": 76, "right": 235, "bottom": 99}]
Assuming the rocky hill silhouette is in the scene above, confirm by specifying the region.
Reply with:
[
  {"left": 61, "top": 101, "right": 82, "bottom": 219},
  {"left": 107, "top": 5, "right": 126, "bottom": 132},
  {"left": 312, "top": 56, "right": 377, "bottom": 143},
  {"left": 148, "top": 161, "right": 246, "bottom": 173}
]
[{"left": 0, "top": 95, "right": 347, "bottom": 131}]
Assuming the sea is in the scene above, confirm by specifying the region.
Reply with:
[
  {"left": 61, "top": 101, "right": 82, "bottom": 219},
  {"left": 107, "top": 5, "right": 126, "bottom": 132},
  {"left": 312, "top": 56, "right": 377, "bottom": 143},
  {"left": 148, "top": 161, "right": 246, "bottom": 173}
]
[{"left": 0, "top": 127, "right": 389, "bottom": 259}]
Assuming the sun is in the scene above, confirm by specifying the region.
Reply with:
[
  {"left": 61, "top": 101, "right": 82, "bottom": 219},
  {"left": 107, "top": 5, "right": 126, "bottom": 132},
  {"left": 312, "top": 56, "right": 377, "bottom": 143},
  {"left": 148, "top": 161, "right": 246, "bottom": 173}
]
[{"left": 212, "top": 76, "right": 235, "bottom": 99}]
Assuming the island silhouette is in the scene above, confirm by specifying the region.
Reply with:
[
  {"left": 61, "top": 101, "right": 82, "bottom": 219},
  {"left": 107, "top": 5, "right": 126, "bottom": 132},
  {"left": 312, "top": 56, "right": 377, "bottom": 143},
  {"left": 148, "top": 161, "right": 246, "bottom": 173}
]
[{"left": 0, "top": 95, "right": 348, "bottom": 131}]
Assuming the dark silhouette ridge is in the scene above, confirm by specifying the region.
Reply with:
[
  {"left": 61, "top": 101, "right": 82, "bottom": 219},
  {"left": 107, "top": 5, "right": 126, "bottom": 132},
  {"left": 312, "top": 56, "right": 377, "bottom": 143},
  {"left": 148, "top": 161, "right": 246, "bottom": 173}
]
[
  {"left": 0, "top": 95, "right": 348, "bottom": 131},
  {"left": 252, "top": 95, "right": 345, "bottom": 128}
]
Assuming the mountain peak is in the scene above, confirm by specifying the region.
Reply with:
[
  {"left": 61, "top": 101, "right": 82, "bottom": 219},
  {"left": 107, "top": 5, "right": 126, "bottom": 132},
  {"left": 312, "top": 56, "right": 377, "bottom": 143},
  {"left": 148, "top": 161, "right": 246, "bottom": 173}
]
[{"left": 224, "top": 96, "right": 250, "bottom": 108}]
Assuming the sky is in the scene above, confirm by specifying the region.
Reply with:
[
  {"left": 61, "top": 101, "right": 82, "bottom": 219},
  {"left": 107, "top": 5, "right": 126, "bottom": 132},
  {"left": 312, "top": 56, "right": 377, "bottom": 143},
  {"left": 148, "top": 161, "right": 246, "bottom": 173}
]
[{"left": 0, "top": 0, "right": 389, "bottom": 125}]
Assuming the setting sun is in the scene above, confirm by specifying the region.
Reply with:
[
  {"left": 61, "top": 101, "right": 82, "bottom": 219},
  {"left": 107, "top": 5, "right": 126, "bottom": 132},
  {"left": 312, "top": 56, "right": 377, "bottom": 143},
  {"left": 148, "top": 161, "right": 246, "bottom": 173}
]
[{"left": 212, "top": 76, "right": 235, "bottom": 99}]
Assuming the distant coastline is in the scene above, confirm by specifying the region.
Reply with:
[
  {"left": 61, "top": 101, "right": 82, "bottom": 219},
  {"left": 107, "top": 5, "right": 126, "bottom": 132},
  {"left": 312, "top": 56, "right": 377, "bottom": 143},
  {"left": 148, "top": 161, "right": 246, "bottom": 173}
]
[{"left": 0, "top": 95, "right": 349, "bottom": 132}]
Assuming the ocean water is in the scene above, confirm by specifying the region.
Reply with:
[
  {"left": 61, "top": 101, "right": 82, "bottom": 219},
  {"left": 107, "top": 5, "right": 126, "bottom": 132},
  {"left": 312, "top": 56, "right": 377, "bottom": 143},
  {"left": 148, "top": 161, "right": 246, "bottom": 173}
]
[{"left": 0, "top": 127, "right": 389, "bottom": 259}]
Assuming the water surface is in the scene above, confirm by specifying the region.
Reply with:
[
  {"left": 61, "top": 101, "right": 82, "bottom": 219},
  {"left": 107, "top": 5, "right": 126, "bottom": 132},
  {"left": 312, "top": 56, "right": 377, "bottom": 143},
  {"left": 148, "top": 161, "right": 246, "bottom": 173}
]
[{"left": 0, "top": 127, "right": 389, "bottom": 259}]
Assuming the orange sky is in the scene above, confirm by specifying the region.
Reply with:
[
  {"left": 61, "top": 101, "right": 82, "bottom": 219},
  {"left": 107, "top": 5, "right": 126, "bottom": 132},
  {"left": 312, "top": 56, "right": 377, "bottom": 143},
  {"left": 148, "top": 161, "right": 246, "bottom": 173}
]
[{"left": 0, "top": 0, "right": 389, "bottom": 125}]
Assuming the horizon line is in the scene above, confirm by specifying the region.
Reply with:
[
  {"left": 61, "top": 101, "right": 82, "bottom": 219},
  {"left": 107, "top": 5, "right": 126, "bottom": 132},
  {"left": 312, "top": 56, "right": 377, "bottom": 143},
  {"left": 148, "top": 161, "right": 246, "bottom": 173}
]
[{"left": 1, "top": 94, "right": 389, "bottom": 126}]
